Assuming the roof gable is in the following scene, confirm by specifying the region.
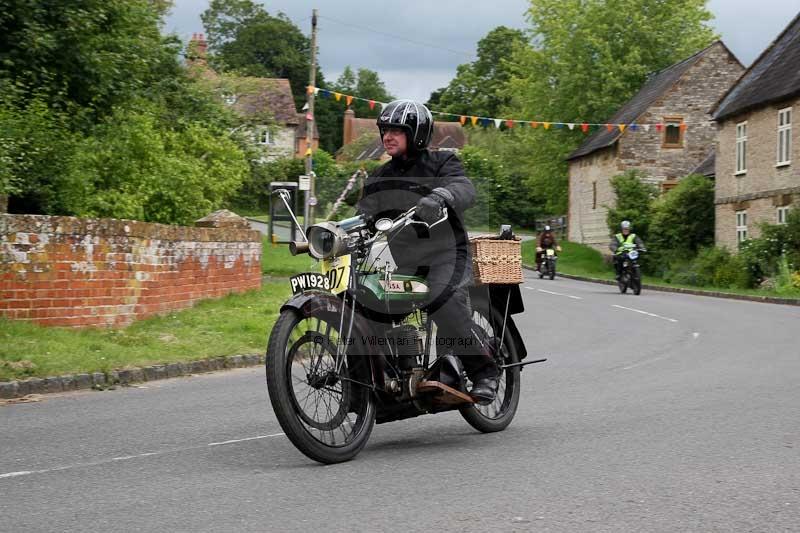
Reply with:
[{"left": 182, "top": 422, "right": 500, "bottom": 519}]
[
  {"left": 232, "top": 78, "right": 298, "bottom": 124},
  {"left": 712, "top": 12, "right": 800, "bottom": 121},
  {"left": 568, "top": 42, "right": 734, "bottom": 160}
]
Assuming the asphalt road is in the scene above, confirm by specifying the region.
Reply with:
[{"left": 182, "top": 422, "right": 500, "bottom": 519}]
[{"left": 2, "top": 274, "right": 799, "bottom": 532}]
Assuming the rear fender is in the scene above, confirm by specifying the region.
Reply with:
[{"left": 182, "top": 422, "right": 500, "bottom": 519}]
[{"left": 469, "top": 284, "right": 528, "bottom": 361}]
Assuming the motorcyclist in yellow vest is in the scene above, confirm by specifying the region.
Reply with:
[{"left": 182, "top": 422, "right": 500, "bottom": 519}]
[{"left": 609, "top": 220, "right": 645, "bottom": 279}]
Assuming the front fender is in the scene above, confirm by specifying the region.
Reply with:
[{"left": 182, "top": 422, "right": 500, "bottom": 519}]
[{"left": 280, "top": 290, "right": 343, "bottom": 317}]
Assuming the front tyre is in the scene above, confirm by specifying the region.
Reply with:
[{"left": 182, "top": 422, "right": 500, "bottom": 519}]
[
  {"left": 266, "top": 308, "right": 375, "bottom": 464},
  {"left": 459, "top": 305, "right": 521, "bottom": 433}
]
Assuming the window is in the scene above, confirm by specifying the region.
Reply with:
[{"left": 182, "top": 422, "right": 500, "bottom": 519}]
[
  {"left": 778, "top": 206, "right": 790, "bottom": 224},
  {"left": 777, "top": 107, "right": 792, "bottom": 165},
  {"left": 592, "top": 181, "right": 597, "bottom": 210},
  {"left": 663, "top": 117, "right": 684, "bottom": 148},
  {"left": 736, "top": 122, "right": 747, "bottom": 174},
  {"left": 258, "top": 129, "right": 274, "bottom": 145},
  {"left": 222, "top": 93, "right": 236, "bottom": 105},
  {"left": 736, "top": 210, "right": 748, "bottom": 242}
]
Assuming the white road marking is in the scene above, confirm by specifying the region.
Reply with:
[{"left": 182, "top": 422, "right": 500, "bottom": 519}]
[
  {"left": 207, "top": 433, "right": 285, "bottom": 447},
  {"left": 525, "top": 286, "right": 583, "bottom": 300},
  {"left": 0, "top": 471, "right": 33, "bottom": 479},
  {"left": 0, "top": 433, "right": 286, "bottom": 481},
  {"left": 612, "top": 304, "right": 678, "bottom": 323}
]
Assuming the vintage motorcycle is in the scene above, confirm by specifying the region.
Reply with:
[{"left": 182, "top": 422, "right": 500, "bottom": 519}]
[
  {"left": 617, "top": 245, "right": 645, "bottom": 295},
  {"left": 265, "top": 191, "right": 543, "bottom": 464}
]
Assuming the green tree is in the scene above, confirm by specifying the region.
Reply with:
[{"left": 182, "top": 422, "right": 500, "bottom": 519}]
[
  {"left": 649, "top": 174, "right": 715, "bottom": 261},
  {"left": 499, "top": 0, "right": 718, "bottom": 216},
  {"left": 0, "top": 0, "right": 179, "bottom": 124},
  {"left": 606, "top": 170, "right": 657, "bottom": 242},
  {"left": 435, "top": 26, "right": 528, "bottom": 118}
]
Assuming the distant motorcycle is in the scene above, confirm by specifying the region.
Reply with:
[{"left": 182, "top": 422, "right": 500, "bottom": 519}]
[
  {"left": 618, "top": 246, "right": 645, "bottom": 295},
  {"left": 538, "top": 248, "right": 558, "bottom": 280}
]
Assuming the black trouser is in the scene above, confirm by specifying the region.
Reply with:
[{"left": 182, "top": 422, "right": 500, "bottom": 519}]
[{"left": 407, "top": 265, "right": 497, "bottom": 380}]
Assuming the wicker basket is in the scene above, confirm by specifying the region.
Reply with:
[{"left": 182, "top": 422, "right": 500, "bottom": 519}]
[{"left": 470, "top": 236, "right": 523, "bottom": 285}]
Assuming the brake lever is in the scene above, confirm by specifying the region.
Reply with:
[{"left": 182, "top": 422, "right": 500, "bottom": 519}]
[{"left": 407, "top": 208, "right": 448, "bottom": 229}]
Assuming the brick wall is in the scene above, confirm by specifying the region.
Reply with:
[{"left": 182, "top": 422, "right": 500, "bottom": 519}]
[
  {"left": 715, "top": 96, "right": 799, "bottom": 249},
  {"left": 0, "top": 211, "right": 262, "bottom": 327}
]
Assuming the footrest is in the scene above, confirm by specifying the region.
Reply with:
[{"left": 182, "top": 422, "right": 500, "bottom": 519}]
[{"left": 416, "top": 380, "right": 474, "bottom": 405}]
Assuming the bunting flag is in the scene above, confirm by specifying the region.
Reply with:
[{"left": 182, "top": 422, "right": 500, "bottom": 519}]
[{"left": 304, "top": 85, "right": 711, "bottom": 135}]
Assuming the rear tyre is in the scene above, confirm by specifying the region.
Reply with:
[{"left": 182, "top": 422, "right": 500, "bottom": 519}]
[
  {"left": 266, "top": 308, "right": 375, "bottom": 464},
  {"left": 459, "top": 304, "right": 521, "bottom": 433}
]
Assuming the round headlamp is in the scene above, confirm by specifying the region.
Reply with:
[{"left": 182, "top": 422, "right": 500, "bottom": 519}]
[{"left": 307, "top": 222, "right": 348, "bottom": 260}]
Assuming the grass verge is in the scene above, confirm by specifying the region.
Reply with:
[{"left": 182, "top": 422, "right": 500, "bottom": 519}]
[
  {"left": 0, "top": 282, "right": 291, "bottom": 382},
  {"left": 521, "top": 240, "right": 800, "bottom": 299}
]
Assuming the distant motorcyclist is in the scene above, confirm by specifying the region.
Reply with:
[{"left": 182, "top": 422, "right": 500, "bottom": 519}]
[
  {"left": 610, "top": 221, "right": 645, "bottom": 279},
  {"left": 535, "top": 225, "right": 561, "bottom": 272}
]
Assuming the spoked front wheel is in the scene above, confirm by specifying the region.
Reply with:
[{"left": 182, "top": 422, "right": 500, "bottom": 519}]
[
  {"left": 266, "top": 308, "right": 375, "bottom": 464},
  {"left": 459, "top": 304, "right": 521, "bottom": 433}
]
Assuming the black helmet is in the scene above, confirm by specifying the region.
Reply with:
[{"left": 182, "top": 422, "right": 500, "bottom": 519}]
[{"left": 376, "top": 100, "right": 434, "bottom": 152}]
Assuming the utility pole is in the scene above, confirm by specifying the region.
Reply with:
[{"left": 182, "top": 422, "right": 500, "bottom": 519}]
[{"left": 303, "top": 9, "right": 318, "bottom": 232}]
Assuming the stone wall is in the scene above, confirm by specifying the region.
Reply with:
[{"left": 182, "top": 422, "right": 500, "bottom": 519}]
[
  {"left": 715, "top": 96, "right": 799, "bottom": 249},
  {"left": 568, "top": 146, "right": 621, "bottom": 249},
  {"left": 619, "top": 42, "right": 744, "bottom": 184},
  {"left": 0, "top": 211, "right": 261, "bottom": 328}
]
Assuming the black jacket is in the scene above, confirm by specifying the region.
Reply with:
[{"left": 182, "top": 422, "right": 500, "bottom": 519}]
[{"left": 356, "top": 150, "right": 475, "bottom": 284}]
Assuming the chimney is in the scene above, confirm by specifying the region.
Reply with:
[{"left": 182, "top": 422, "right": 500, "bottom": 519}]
[
  {"left": 343, "top": 107, "right": 355, "bottom": 146},
  {"left": 187, "top": 32, "right": 208, "bottom": 66}
]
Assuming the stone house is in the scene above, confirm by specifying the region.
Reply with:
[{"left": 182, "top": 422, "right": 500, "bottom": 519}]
[
  {"left": 566, "top": 41, "right": 744, "bottom": 250},
  {"left": 186, "top": 34, "right": 318, "bottom": 161},
  {"left": 711, "top": 13, "right": 800, "bottom": 249},
  {"left": 339, "top": 108, "right": 466, "bottom": 162}
]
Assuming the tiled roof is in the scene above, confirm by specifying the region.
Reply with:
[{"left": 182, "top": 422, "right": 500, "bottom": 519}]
[
  {"left": 232, "top": 78, "right": 298, "bottom": 124},
  {"left": 712, "top": 12, "right": 800, "bottom": 121},
  {"left": 692, "top": 150, "right": 715, "bottom": 177}
]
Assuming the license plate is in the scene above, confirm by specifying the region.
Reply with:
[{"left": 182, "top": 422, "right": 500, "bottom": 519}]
[
  {"left": 321, "top": 254, "right": 351, "bottom": 295},
  {"left": 289, "top": 273, "right": 331, "bottom": 294}
]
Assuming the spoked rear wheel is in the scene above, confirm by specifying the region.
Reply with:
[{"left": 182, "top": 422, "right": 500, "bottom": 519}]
[
  {"left": 266, "top": 308, "right": 375, "bottom": 464},
  {"left": 459, "top": 305, "right": 521, "bottom": 433}
]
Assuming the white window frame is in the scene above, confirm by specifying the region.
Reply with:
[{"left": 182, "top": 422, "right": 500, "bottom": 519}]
[
  {"left": 736, "top": 210, "right": 748, "bottom": 243},
  {"left": 777, "top": 107, "right": 792, "bottom": 166},
  {"left": 777, "top": 206, "right": 790, "bottom": 225},
  {"left": 735, "top": 122, "right": 747, "bottom": 175},
  {"left": 258, "top": 128, "right": 275, "bottom": 146}
]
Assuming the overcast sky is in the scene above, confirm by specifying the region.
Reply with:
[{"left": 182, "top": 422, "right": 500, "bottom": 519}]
[{"left": 166, "top": 0, "right": 800, "bottom": 103}]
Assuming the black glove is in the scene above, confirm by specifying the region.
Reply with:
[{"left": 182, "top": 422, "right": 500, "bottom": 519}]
[{"left": 415, "top": 187, "right": 453, "bottom": 225}]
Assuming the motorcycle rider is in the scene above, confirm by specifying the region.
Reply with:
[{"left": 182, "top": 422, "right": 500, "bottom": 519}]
[
  {"left": 535, "top": 225, "right": 562, "bottom": 272},
  {"left": 610, "top": 220, "right": 645, "bottom": 279},
  {"left": 356, "top": 100, "right": 499, "bottom": 404}
]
